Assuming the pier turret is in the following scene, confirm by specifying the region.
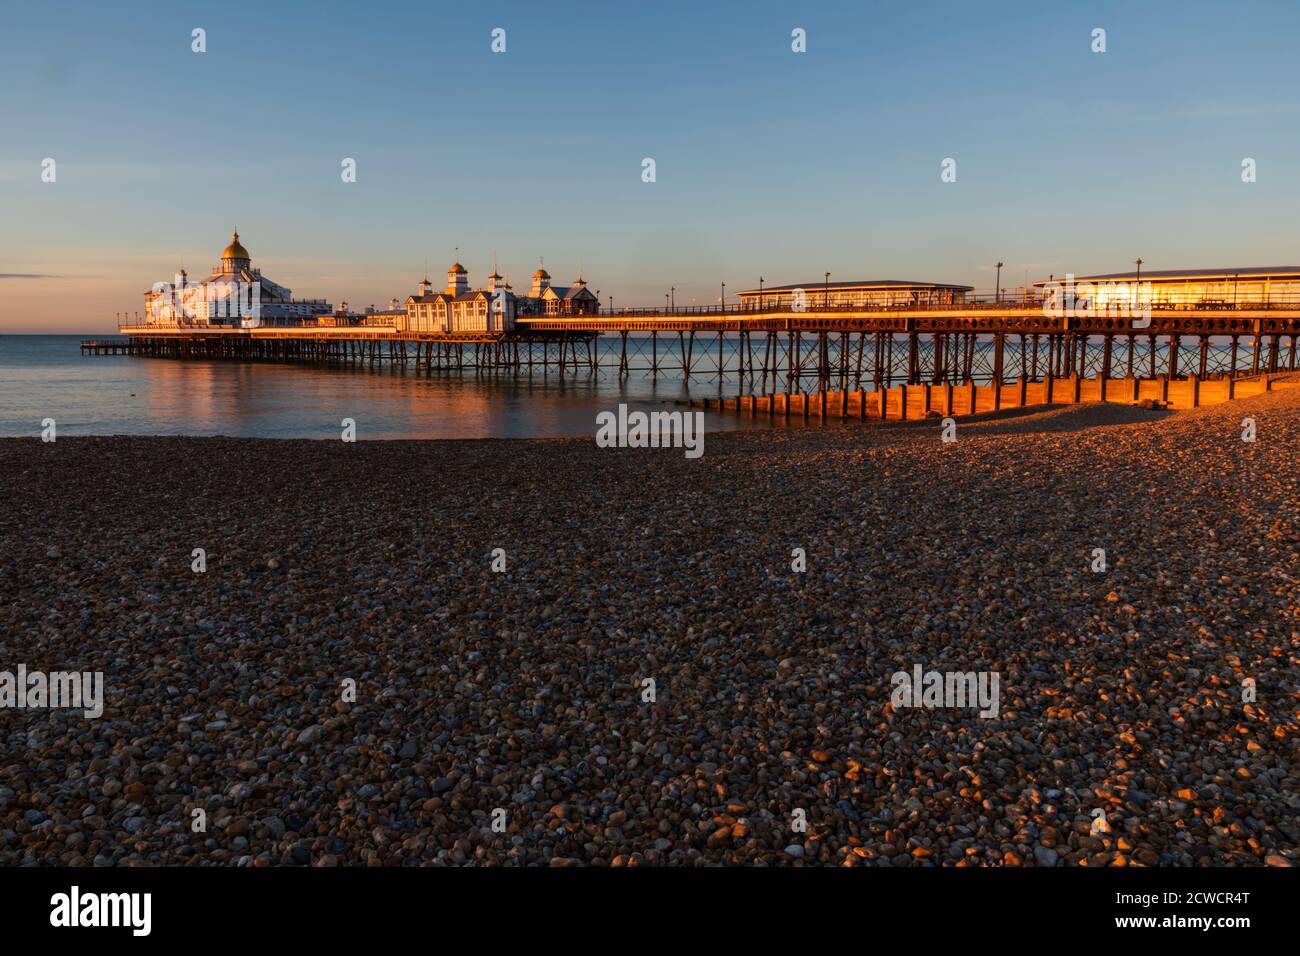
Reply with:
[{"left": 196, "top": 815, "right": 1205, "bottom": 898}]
[
  {"left": 220, "top": 230, "right": 251, "bottom": 273},
  {"left": 530, "top": 264, "right": 551, "bottom": 297},
  {"left": 446, "top": 261, "right": 469, "bottom": 296}
]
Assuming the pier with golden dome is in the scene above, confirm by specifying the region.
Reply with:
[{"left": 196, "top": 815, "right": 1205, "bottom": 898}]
[{"left": 88, "top": 230, "right": 1300, "bottom": 420}]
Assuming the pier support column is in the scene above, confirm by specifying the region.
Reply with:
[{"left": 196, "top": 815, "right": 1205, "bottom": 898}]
[{"left": 992, "top": 331, "right": 1005, "bottom": 409}]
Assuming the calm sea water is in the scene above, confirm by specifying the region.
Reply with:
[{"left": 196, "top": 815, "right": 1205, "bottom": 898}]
[{"left": 0, "top": 335, "right": 789, "bottom": 440}]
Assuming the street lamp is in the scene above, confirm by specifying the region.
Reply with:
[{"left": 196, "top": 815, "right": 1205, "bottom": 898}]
[
  {"left": 665, "top": 292, "right": 670, "bottom": 312},
  {"left": 1134, "top": 258, "right": 1143, "bottom": 310},
  {"left": 670, "top": 286, "right": 675, "bottom": 310},
  {"left": 824, "top": 272, "right": 831, "bottom": 309},
  {"left": 720, "top": 281, "right": 726, "bottom": 312},
  {"left": 995, "top": 262, "right": 1003, "bottom": 303},
  {"left": 759, "top": 276, "right": 764, "bottom": 310}
]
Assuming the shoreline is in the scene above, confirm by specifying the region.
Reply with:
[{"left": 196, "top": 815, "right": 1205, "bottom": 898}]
[{"left": 0, "top": 399, "right": 1183, "bottom": 444}]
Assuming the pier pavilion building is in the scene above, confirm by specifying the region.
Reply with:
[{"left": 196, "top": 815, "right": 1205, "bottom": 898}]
[
  {"left": 403, "top": 261, "right": 598, "bottom": 333},
  {"left": 1034, "top": 266, "right": 1300, "bottom": 310},
  {"left": 142, "top": 231, "right": 332, "bottom": 328},
  {"left": 736, "top": 279, "right": 972, "bottom": 311}
]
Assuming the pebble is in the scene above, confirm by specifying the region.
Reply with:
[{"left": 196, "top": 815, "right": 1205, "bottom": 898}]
[
  {"left": 296, "top": 725, "right": 324, "bottom": 744},
  {"left": 2, "top": 386, "right": 1297, "bottom": 867}
]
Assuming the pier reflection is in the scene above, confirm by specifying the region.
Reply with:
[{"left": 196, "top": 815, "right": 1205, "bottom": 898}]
[{"left": 131, "top": 353, "right": 761, "bottom": 439}]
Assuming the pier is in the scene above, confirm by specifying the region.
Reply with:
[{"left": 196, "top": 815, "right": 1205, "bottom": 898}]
[{"left": 86, "top": 297, "right": 1300, "bottom": 415}]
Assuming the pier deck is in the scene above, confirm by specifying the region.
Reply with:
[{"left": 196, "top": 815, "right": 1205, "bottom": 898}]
[{"left": 87, "top": 300, "right": 1300, "bottom": 401}]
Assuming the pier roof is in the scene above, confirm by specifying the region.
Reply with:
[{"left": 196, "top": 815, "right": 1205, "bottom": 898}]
[
  {"left": 738, "top": 279, "right": 972, "bottom": 295},
  {"left": 1033, "top": 267, "right": 1300, "bottom": 285}
]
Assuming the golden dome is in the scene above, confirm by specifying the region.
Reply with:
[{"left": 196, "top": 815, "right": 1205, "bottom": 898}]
[
  {"left": 533, "top": 268, "right": 550, "bottom": 279},
  {"left": 222, "top": 230, "right": 250, "bottom": 260},
  {"left": 449, "top": 262, "right": 467, "bottom": 274}
]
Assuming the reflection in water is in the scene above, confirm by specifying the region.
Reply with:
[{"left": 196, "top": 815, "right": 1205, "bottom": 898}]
[{"left": 1, "top": 336, "right": 812, "bottom": 439}]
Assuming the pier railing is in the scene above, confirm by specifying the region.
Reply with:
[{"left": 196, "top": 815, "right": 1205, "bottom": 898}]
[
  {"left": 111, "top": 290, "right": 1300, "bottom": 333},
  {"left": 600, "top": 292, "right": 1300, "bottom": 319}
]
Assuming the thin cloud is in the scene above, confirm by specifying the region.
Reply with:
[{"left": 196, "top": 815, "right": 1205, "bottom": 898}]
[
  {"left": 0, "top": 273, "right": 58, "bottom": 279},
  {"left": 1148, "top": 103, "right": 1300, "bottom": 121}
]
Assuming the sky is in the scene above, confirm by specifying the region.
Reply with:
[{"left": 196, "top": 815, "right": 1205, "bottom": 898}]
[{"left": 2, "top": 0, "right": 1300, "bottom": 332}]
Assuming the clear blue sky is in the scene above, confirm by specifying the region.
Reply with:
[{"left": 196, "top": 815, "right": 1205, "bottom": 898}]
[{"left": 3, "top": 0, "right": 1299, "bottom": 330}]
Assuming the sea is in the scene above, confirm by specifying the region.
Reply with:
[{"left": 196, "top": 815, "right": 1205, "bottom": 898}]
[{"left": 0, "top": 335, "right": 794, "bottom": 440}]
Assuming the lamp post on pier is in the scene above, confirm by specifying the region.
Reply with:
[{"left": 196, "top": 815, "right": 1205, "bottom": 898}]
[
  {"left": 759, "top": 276, "right": 764, "bottom": 310},
  {"left": 1134, "top": 258, "right": 1143, "bottom": 311},
  {"left": 670, "top": 286, "right": 675, "bottom": 310},
  {"left": 995, "top": 262, "right": 1003, "bottom": 303},
  {"left": 824, "top": 272, "right": 831, "bottom": 309},
  {"left": 720, "top": 281, "right": 726, "bottom": 312}
]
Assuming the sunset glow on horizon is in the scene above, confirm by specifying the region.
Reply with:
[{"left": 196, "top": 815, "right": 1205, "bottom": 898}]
[{"left": 4, "top": 0, "right": 1300, "bottom": 332}]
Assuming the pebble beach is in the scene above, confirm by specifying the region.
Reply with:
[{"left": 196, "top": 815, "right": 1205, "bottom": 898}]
[{"left": 1, "top": 387, "right": 1296, "bottom": 867}]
